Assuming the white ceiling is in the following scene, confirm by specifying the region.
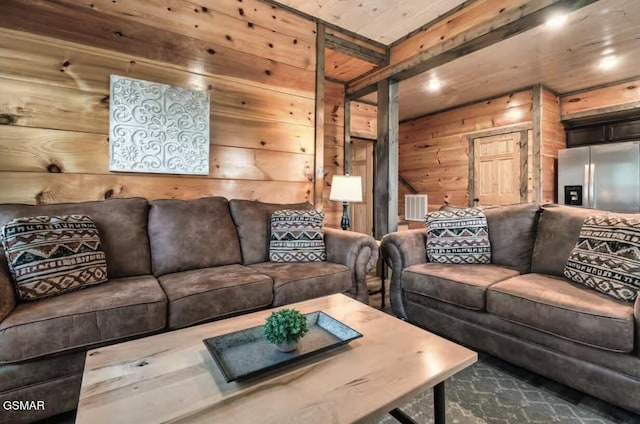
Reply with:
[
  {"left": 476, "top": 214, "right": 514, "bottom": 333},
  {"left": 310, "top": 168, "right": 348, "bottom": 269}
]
[
  {"left": 358, "top": 0, "right": 640, "bottom": 121},
  {"left": 278, "top": 0, "right": 468, "bottom": 44}
]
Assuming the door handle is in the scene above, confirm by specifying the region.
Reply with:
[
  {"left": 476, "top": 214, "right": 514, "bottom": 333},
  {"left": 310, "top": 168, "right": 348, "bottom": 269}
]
[
  {"left": 583, "top": 164, "right": 589, "bottom": 207},
  {"left": 589, "top": 163, "right": 595, "bottom": 209}
]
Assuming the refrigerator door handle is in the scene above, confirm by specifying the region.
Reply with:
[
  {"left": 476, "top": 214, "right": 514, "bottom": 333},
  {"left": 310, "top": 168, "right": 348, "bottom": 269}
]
[
  {"left": 583, "top": 164, "right": 590, "bottom": 207},
  {"left": 589, "top": 163, "right": 596, "bottom": 209}
]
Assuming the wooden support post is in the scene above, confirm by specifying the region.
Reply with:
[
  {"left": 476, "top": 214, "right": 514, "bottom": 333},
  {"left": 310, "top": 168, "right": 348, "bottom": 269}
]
[
  {"left": 374, "top": 79, "right": 399, "bottom": 239},
  {"left": 314, "top": 23, "right": 325, "bottom": 208},
  {"left": 519, "top": 130, "right": 530, "bottom": 202},
  {"left": 468, "top": 137, "right": 476, "bottom": 207},
  {"left": 532, "top": 84, "right": 543, "bottom": 203},
  {"left": 344, "top": 98, "right": 351, "bottom": 174}
]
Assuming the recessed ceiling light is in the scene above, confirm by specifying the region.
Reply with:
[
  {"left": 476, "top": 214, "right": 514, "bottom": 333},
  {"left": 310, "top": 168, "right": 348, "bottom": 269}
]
[
  {"left": 427, "top": 79, "right": 442, "bottom": 92},
  {"left": 599, "top": 55, "right": 619, "bottom": 70},
  {"left": 545, "top": 13, "right": 568, "bottom": 28},
  {"left": 508, "top": 108, "right": 523, "bottom": 120}
]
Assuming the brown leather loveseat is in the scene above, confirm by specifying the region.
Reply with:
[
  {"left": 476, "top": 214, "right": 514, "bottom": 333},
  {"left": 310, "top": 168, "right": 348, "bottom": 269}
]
[{"left": 381, "top": 203, "right": 640, "bottom": 415}]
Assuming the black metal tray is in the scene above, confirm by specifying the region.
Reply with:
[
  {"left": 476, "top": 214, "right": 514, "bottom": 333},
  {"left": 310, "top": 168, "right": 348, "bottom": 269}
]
[{"left": 203, "top": 311, "right": 362, "bottom": 382}]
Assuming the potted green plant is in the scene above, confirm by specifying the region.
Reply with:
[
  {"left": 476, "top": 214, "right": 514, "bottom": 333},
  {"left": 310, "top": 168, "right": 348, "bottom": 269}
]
[{"left": 263, "top": 308, "right": 309, "bottom": 352}]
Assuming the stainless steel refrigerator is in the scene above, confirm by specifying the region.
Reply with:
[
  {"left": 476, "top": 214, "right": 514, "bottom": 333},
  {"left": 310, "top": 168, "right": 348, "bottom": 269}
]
[{"left": 557, "top": 141, "right": 640, "bottom": 213}]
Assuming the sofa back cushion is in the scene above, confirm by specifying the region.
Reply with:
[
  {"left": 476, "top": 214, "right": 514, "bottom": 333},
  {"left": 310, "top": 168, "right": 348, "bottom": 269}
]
[
  {"left": 531, "top": 204, "right": 640, "bottom": 277},
  {"left": 148, "top": 197, "right": 241, "bottom": 276},
  {"left": 2, "top": 215, "right": 108, "bottom": 301},
  {"left": 229, "top": 200, "right": 314, "bottom": 265},
  {"left": 484, "top": 202, "right": 540, "bottom": 273},
  {"left": 0, "top": 198, "right": 151, "bottom": 279}
]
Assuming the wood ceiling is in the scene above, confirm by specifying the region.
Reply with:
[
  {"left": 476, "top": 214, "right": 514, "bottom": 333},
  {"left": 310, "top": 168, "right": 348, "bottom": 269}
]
[
  {"left": 341, "top": 0, "right": 640, "bottom": 121},
  {"left": 392, "top": 0, "right": 640, "bottom": 121},
  {"left": 278, "top": 0, "right": 640, "bottom": 123},
  {"left": 278, "top": 0, "right": 468, "bottom": 45},
  {"left": 324, "top": 48, "right": 377, "bottom": 82}
]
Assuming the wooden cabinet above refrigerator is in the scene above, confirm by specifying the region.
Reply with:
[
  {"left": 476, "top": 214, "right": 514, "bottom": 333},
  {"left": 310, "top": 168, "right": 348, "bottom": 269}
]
[{"left": 565, "top": 117, "right": 640, "bottom": 148}]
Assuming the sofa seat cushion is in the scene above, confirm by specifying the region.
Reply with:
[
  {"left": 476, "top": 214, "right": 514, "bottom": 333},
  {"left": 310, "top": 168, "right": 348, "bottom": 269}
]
[
  {"left": 248, "top": 262, "right": 350, "bottom": 307},
  {"left": 0, "top": 275, "right": 166, "bottom": 363},
  {"left": 487, "top": 273, "right": 635, "bottom": 352},
  {"left": 403, "top": 263, "right": 520, "bottom": 311},
  {"left": 158, "top": 265, "right": 273, "bottom": 329}
]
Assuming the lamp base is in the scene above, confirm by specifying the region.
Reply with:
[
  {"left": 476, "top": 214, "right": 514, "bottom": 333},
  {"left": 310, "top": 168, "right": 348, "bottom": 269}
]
[{"left": 340, "top": 202, "right": 350, "bottom": 231}]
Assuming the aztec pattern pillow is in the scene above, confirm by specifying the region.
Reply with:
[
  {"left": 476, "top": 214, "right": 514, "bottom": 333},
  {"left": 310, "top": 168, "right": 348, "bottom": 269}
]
[
  {"left": 269, "top": 209, "right": 326, "bottom": 262},
  {"left": 564, "top": 215, "right": 640, "bottom": 302},
  {"left": 425, "top": 207, "right": 491, "bottom": 264},
  {"left": 1, "top": 215, "right": 108, "bottom": 301}
]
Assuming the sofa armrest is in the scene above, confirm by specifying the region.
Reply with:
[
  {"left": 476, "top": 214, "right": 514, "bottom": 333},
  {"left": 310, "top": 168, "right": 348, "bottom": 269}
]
[
  {"left": 380, "top": 229, "right": 427, "bottom": 319},
  {"left": 324, "top": 228, "right": 378, "bottom": 304},
  {"left": 0, "top": 255, "right": 15, "bottom": 323}
]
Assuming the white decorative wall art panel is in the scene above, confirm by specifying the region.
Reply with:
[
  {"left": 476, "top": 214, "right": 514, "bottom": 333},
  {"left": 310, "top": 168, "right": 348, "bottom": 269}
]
[{"left": 109, "top": 75, "right": 210, "bottom": 175}]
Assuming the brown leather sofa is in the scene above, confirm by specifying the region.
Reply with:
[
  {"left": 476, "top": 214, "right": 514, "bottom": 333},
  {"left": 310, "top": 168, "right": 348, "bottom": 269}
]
[
  {"left": 0, "top": 197, "right": 378, "bottom": 423},
  {"left": 381, "top": 203, "right": 640, "bottom": 415}
]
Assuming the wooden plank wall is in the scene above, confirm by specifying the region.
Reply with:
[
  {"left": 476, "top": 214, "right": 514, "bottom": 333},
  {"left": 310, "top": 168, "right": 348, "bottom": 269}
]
[
  {"left": 398, "top": 90, "right": 534, "bottom": 218},
  {"left": 541, "top": 88, "right": 565, "bottom": 204},
  {"left": 560, "top": 78, "right": 640, "bottom": 119},
  {"left": 0, "top": 0, "right": 317, "bottom": 205},
  {"left": 351, "top": 102, "right": 378, "bottom": 140},
  {"left": 322, "top": 81, "right": 377, "bottom": 228},
  {"left": 323, "top": 81, "right": 346, "bottom": 228}
]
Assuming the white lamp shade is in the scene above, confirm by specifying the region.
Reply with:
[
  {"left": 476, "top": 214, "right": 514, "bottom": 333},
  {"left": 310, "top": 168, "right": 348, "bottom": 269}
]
[{"left": 329, "top": 175, "right": 363, "bottom": 202}]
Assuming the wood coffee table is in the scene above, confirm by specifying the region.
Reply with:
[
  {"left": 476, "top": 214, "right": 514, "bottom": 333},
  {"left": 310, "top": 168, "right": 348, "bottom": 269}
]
[{"left": 76, "top": 294, "right": 476, "bottom": 423}]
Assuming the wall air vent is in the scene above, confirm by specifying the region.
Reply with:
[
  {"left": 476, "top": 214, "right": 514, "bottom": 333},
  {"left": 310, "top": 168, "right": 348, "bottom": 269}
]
[{"left": 404, "top": 195, "right": 428, "bottom": 221}]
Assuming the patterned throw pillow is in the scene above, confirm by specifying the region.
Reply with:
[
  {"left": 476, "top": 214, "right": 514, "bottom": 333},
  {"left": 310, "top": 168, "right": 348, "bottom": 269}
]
[
  {"left": 1, "top": 215, "right": 108, "bottom": 301},
  {"left": 564, "top": 215, "right": 640, "bottom": 302},
  {"left": 269, "top": 210, "right": 326, "bottom": 262},
  {"left": 425, "top": 208, "right": 491, "bottom": 264}
]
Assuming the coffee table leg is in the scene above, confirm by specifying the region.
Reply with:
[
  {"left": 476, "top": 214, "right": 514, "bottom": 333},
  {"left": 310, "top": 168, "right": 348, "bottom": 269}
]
[
  {"left": 388, "top": 381, "right": 446, "bottom": 424},
  {"left": 389, "top": 408, "right": 414, "bottom": 423},
  {"left": 434, "top": 381, "right": 445, "bottom": 424}
]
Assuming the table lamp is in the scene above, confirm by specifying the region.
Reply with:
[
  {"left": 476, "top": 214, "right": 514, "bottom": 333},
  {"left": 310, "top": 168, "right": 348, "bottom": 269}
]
[{"left": 329, "top": 174, "right": 363, "bottom": 230}]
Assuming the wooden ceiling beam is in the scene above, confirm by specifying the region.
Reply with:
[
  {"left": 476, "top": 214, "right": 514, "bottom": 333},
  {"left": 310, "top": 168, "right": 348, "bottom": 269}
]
[
  {"left": 388, "top": 0, "right": 482, "bottom": 49},
  {"left": 347, "top": 84, "right": 379, "bottom": 102},
  {"left": 325, "top": 34, "right": 387, "bottom": 65},
  {"left": 347, "top": 0, "right": 600, "bottom": 96}
]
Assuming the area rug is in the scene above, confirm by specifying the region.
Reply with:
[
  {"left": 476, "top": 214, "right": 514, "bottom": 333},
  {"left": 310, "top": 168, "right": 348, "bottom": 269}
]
[{"left": 373, "top": 354, "right": 640, "bottom": 424}]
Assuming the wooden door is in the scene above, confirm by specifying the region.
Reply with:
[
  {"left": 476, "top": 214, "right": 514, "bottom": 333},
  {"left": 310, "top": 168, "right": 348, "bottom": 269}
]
[
  {"left": 472, "top": 132, "right": 522, "bottom": 207},
  {"left": 350, "top": 139, "right": 374, "bottom": 235}
]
